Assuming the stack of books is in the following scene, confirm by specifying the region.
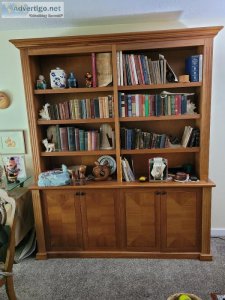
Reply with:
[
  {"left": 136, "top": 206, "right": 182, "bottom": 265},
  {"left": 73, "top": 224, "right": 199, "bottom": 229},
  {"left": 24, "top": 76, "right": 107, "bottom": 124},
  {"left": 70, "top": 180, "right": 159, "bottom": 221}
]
[
  {"left": 121, "top": 157, "right": 135, "bottom": 182},
  {"left": 181, "top": 126, "right": 200, "bottom": 147}
]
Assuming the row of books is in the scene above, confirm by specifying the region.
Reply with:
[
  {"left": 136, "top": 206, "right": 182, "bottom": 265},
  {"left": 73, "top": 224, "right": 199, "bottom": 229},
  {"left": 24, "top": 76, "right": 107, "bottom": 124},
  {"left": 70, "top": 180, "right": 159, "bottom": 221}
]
[
  {"left": 51, "top": 126, "right": 101, "bottom": 152},
  {"left": 121, "top": 157, "right": 135, "bottom": 182},
  {"left": 181, "top": 126, "right": 200, "bottom": 147},
  {"left": 118, "top": 92, "right": 193, "bottom": 117},
  {"left": 120, "top": 128, "right": 170, "bottom": 150},
  {"left": 117, "top": 52, "right": 178, "bottom": 86},
  {"left": 185, "top": 55, "right": 203, "bottom": 82},
  {"left": 120, "top": 126, "right": 200, "bottom": 150},
  {"left": 45, "top": 96, "right": 114, "bottom": 120}
]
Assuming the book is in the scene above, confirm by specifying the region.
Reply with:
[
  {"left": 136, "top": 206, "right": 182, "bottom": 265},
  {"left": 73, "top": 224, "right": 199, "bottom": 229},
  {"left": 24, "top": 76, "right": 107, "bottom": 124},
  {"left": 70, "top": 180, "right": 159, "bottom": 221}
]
[
  {"left": 91, "top": 53, "right": 97, "bottom": 87},
  {"left": 96, "top": 53, "right": 112, "bottom": 87},
  {"left": 185, "top": 55, "right": 203, "bottom": 82}
]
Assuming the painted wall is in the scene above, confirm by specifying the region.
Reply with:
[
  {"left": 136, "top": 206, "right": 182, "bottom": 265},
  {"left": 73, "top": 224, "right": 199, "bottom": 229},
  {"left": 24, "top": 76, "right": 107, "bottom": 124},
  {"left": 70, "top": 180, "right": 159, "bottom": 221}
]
[{"left": 0, "top": 19, "right": 225, "bottom": 231}]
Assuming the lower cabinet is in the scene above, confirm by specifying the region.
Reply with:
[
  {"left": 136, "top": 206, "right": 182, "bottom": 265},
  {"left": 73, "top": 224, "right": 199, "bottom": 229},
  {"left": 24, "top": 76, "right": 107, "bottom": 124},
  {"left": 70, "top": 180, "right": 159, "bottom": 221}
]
[
  {"left": 40, "top": 187, "right": 204, "bottom": 257},
  {"left": 42, "top": 189, "right": 119, "bottom": 251},
  {"left": 120, "top": 188, "right": 160, "bottom": 251}
]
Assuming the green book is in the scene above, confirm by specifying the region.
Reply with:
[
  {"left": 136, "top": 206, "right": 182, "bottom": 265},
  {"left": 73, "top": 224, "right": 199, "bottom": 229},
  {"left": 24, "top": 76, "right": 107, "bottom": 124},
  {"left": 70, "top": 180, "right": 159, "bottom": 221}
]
[{"left": 145, "top": 95, "right": 149, "bottom": 116}]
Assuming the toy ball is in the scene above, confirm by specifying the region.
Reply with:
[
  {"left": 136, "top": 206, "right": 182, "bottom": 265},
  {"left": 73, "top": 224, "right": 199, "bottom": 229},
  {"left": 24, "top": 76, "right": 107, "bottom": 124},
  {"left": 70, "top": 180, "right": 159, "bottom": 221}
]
[{"left": 178, "top": 295, "right": 192, "bottom": 300}]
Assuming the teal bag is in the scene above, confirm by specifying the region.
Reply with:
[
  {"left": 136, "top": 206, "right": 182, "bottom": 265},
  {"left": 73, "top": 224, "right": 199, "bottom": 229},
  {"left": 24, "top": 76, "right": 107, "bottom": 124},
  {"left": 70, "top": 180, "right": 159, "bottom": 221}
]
[{"left": 38, "top": 164, "right": 71, "bottom": 187}]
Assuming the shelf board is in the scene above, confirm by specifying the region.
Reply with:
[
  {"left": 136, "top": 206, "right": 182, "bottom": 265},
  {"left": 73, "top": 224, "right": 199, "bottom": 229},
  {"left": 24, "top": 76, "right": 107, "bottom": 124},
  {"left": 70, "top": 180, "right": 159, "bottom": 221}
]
[
  {"left": 121, "top": 147, "right": 200, "bottom": 154},
  {"left": 34, "top": 86, "right": 113, "bottom": 94},
  {"left": 118, "top": 82, "right": 202, "bottom": 91},
  {"left": 120, "top": 114, "right": 200, "bottom": 122},
  {"left": 37, "top": 118, "right": 115, "bottom": 125},
  {"left": 41, "top": 150, "right": 116, "bottom": 156}
]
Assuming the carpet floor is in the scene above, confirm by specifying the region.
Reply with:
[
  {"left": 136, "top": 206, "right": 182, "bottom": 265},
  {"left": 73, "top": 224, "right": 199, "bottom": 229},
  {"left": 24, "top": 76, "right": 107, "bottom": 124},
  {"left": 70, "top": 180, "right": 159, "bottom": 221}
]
[{"left": 0, "top": 238, "right": 225, "bottom": 300}]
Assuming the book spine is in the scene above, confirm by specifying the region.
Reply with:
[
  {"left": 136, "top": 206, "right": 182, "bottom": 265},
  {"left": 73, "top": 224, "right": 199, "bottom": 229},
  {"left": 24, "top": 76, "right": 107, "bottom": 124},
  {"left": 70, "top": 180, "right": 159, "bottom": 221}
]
[
  {"left": 92, "top": 53, "right": 97, "bottom": 87},
  {"left": 59, "top": 127, "right": 69, "bottom": 151},
  {"left": 67, "top": 127, "right": 75, "bottom": 151},
  {"left": 185, "top": 55, "right": 200, "bottom": 82}
]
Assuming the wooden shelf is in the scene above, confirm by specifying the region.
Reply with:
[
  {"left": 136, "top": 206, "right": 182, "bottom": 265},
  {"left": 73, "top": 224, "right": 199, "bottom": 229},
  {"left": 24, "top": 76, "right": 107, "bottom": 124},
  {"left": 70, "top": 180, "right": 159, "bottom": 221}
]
[
  {"left": 120, "top": 114, "right": 200, "bottom": 122},
  {"left": 34, "top": 86, "right": 113, "bottom": 94},
  {"left": 121, "top": 147, "right": 200, "bottom": 155},
  {"left": 41, "top": 150, "right": 116, "bottom": 156},
  {"left": 38, "top": 118, "right": 115, "bottom": 125},
  {"left": 118, "top": 82, "right": 202, "bottom": 91}
]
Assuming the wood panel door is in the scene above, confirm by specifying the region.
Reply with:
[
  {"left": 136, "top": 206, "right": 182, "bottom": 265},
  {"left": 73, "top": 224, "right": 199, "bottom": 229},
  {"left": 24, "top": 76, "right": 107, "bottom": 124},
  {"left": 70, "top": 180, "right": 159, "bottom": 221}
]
[
  {"left": 42, "top": 190, "right": 83, "bottom": 251},
  {"left": 161, "top": 188, "right": 201, "bottom": 252},
  {"left": 121, "top": 188, "right": 160, "bottom": 251},
  {"left": 80, "top": 189, "right": 119, "bottom": 250}
]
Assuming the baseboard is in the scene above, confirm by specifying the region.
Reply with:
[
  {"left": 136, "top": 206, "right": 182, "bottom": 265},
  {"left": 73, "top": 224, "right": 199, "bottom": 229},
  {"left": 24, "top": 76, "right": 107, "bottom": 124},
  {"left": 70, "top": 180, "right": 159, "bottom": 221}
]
[{"left": 211, "top": 228, "right": 225, "bottom": 237}]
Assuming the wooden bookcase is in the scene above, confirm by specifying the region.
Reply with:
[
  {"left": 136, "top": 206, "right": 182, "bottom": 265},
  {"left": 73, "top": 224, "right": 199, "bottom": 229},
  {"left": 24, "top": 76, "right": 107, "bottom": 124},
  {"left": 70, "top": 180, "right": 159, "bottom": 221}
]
[{"left": 11, "top": 26, "right": 222, "bottom": 260}]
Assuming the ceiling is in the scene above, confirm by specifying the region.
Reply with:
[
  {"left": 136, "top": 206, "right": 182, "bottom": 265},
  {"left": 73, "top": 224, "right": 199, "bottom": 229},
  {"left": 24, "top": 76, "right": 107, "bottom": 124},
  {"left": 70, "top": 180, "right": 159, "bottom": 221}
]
[{"left": 0, "top": 0, "right": 224, "bottom": 31}]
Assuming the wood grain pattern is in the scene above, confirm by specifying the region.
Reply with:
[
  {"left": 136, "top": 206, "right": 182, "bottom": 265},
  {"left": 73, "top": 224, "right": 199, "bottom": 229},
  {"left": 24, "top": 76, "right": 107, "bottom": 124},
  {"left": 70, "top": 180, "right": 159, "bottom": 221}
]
[
  {"left": 80, "top": 189, "right": 119, "bottom": 249},
  {"left": 201, "top": 187, "right": 212, "bottom": 254},
  {"left": 42, "top": 190, "right": 83, "bottom": 250},
  {"left": 121, "top": 189, "right": 160, "bottom": 250},
  {"left": 161, "top": 189, "right": 201, "bottom": 252}
]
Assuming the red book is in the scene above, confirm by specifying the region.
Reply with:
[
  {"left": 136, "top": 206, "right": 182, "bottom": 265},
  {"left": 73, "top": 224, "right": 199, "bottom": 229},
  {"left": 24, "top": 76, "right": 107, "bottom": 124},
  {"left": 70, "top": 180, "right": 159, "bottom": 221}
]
[
  {"left": 59, "top": 127, "right": 69, "bottom": 151},
  {"left": 92, "top": 53, "right": 97, "bottom": 87}
]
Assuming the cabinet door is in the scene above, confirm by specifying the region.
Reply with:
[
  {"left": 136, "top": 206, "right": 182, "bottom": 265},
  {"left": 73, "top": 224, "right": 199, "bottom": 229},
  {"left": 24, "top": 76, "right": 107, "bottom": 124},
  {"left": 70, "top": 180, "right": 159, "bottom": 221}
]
[
  {"left": 121, "top": 189, "right": 160, "bottom": 251},
  {"left": 80, "top": 189, "right": 119, "bottom": 250},
  {"left": 42, "top": 190, "right": 83, "bottom": 251},
  {"left": 161, "top": 189, "right": 201, "bottom": 252}
]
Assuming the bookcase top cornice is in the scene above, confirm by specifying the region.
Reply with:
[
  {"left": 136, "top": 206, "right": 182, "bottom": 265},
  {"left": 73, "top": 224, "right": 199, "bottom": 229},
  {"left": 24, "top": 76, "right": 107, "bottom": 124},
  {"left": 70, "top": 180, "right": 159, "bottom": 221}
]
[{"left": 10, "top": 26, "right": 223, "bottom": 49}]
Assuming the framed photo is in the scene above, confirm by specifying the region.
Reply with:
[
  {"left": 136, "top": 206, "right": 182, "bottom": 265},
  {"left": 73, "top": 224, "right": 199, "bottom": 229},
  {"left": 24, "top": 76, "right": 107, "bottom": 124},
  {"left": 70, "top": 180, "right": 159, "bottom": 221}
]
[
  {"left": 0, "top": 130, "right": 25, "bottom": 154},
  {"left": 1, "top": 155, "right": 27, "bottom": 182}
]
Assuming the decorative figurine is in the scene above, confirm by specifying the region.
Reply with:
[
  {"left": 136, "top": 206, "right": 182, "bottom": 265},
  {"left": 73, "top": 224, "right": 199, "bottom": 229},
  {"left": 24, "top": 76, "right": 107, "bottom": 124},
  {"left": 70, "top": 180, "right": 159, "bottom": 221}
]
[
  {"left": 149, "top": 157, "right": 168, "bottom": 181},
  {"left": 92, "top": 161, "right": 111, "bottom": 181},
  {"left": 187, "top": 99, "right": 197, "bottom": 114},
  {"left": 42, "top": 138, "right": 55, "bottom": 152},
  {"left": 100, "top": 124, "right": 114, "bottom": 150},
  {"left": 39, "top": 103, "right": 50, "bottom": 120},
  {"left": 67, "top": 72, "right": 78, "bottom": 88},
  {"left": 85, "top": 72, "right": 93, "bottom": 88},
  {"left": 5, "top": 157, "right": 20, "bottom": 184},
  {"left": 78, "top": 165, "right": 86, "bottom": 185},
  {"left": 36, "top": 75, "right": 47, "bottom": 89},
  {"left": 50, "top": 67, "right": 67, "bottom": 89}
]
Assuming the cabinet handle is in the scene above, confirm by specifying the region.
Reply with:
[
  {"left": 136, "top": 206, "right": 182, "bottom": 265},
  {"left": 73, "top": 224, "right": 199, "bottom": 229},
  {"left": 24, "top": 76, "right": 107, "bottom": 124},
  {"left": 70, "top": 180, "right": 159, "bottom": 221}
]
[
  {"left": 155, "top": 191, "right": 161, "bottom": 195},
  {"left": 161, "top": 191, "right": 167, "bottom": 195},
  {"left": 75, "top": 192, "right": 80, "bottom": 196},
  {"left": 80, "top": 192, "right": 86, "bottom": 196}
]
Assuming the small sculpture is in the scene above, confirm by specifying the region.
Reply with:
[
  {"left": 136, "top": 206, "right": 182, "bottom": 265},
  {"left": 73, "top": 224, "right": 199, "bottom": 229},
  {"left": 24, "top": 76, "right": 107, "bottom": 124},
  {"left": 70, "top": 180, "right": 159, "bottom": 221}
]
[
  {"left": 149, "top": 157, "right": 168, "bottom": 181},
  {"left": 67, "top": 72, "right": 78, "bottom": 88},
  {"left": 78, "top": 165, "right": 86, "bottom": 185},
  {"left": 100, "top": 124, "right": 114, "bottom": 150},
  {"left": 85, "top": 72, "right": 93, "bottom": 88},
  {"left": 42, "top": 138, "right": 55, "bottom": 152},
  {"left": 36, "top": 75, "right": 47, "bottom": 89},
  {"left": 92, "top": 161, "right": 111, "bottom": 181},
  {"left": 187, "top": 100, "right": 196, "bottom": 114},
  {"left": 5, "top": 157, "right": 20, "bottom": 183},
  {"left": 39, "top": 103, "right": 50, "bottom": 120}
]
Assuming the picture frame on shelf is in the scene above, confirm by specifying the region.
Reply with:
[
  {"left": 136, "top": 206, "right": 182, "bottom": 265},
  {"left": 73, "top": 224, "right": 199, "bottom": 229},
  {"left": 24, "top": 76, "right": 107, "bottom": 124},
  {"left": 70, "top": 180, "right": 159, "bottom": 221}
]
[{"left": 0, "top": 130, "right": 26, "bottom": 154}]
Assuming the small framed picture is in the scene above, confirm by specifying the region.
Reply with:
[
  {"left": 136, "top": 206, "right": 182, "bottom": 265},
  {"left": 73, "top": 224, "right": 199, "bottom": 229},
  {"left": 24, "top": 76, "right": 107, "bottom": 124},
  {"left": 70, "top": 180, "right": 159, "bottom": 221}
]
[
  {"left": 1, "top": 155, "right": 27, "bottom": 183},
  {"left": 149, "top": 157, "right": 168, "bottom": 181},
  {"left": 0, "top": 130, "right": 25, "bottom": 154}
]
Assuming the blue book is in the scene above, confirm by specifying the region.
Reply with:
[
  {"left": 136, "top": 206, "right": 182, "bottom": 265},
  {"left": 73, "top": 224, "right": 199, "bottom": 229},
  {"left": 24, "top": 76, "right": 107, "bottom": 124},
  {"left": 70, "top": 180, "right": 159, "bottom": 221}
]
[
  {"left": 185, "top": 55, "right": 201, "bottom": 82},
  {"left": 155, "top": 94, "right": 162, "bottom": 116},
  {"left": 67, "top": 127, "right": 75, "bottom": 151},
  {"left": 127, "top": 94, "right": 132, "bottom": 117},
  {"left": 181, "top": 95, "right": 187, "bottom": 114},
  {"left": 140, "top": 55, "right": 149, "bottom": 84}
]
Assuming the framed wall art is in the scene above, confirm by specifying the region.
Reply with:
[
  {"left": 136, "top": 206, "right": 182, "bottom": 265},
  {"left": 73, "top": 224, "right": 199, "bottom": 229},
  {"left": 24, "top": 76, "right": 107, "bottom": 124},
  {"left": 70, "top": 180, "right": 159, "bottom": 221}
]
[{"left": 0, "top": 130, "right": 25, "bottom": 154}]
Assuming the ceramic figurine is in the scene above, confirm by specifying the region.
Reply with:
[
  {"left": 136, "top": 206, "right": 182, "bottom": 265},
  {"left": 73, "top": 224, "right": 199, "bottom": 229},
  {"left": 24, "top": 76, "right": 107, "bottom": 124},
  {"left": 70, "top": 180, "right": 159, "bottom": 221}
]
[
  {"left": 39, "top": 103, "right": 51, "bottom": 120},
  {"left": 85, "top": 72, "right": 93, "bottom": 88},
  {"left": 42, "top": 138, "right": 55, "bottom": 152},
  {"left": 187, "top": 100, "right": 196, "bottom": 114},
  {"left": 36, "top": 75, "right": 47, "bottom": 89},
  {"left": 78, "top": 165, "right": 86, "bottom": 185},
  {"left": 5, "top": 157, "right": 20, "bottom": 184},
  {"left": 67, "top": 72, "right": 78, "bottom": 88},
  {"left": 92, "top": 161, "right": 111, "bottom": 181},
  {"left": 50, "top": 67, "right": 66, "bottom": 89}
]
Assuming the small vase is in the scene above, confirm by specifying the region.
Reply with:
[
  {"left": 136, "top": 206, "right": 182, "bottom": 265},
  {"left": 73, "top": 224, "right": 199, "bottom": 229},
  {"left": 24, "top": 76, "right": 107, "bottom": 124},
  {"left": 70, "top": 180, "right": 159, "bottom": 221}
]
[
  {"left": 67, "top": 72, "right": 78, "bottom": 88},
  {"left": 50, "top": 67, "right": 66, "bottom": 89}
]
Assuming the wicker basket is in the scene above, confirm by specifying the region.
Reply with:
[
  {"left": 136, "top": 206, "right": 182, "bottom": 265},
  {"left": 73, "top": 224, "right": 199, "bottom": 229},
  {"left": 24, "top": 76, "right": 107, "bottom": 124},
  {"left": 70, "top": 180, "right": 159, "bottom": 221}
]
[{"left": 167, "top": 293, "right": 202, "bottom": 300}]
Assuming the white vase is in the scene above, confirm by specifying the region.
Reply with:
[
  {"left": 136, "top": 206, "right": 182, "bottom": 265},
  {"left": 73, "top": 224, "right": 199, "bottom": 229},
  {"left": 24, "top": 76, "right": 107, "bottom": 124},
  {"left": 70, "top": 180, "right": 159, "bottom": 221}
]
[{"left": 50, "top": 67, "right": 66, "bottom": 89}]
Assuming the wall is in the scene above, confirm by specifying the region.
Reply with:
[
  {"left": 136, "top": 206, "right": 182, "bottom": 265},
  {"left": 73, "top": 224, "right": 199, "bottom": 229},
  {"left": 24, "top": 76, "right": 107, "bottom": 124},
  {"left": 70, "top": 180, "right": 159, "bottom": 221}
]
[{"left": 0, "top": 20, "right": 225, "bottom": 232}]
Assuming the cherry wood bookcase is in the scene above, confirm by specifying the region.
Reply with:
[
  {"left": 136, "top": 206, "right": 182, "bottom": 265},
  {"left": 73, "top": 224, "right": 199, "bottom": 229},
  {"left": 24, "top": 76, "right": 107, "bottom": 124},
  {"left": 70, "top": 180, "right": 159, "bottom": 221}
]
[{"left": 11, "top": 26, "right": 222, "bottom": 260}]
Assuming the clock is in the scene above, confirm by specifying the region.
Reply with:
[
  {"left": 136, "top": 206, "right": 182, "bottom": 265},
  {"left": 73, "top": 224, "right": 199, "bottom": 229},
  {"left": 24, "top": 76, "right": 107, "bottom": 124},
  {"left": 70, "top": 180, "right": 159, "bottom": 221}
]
[{"left": 0, "top": 92, "right": 10, "bottom": 109}]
